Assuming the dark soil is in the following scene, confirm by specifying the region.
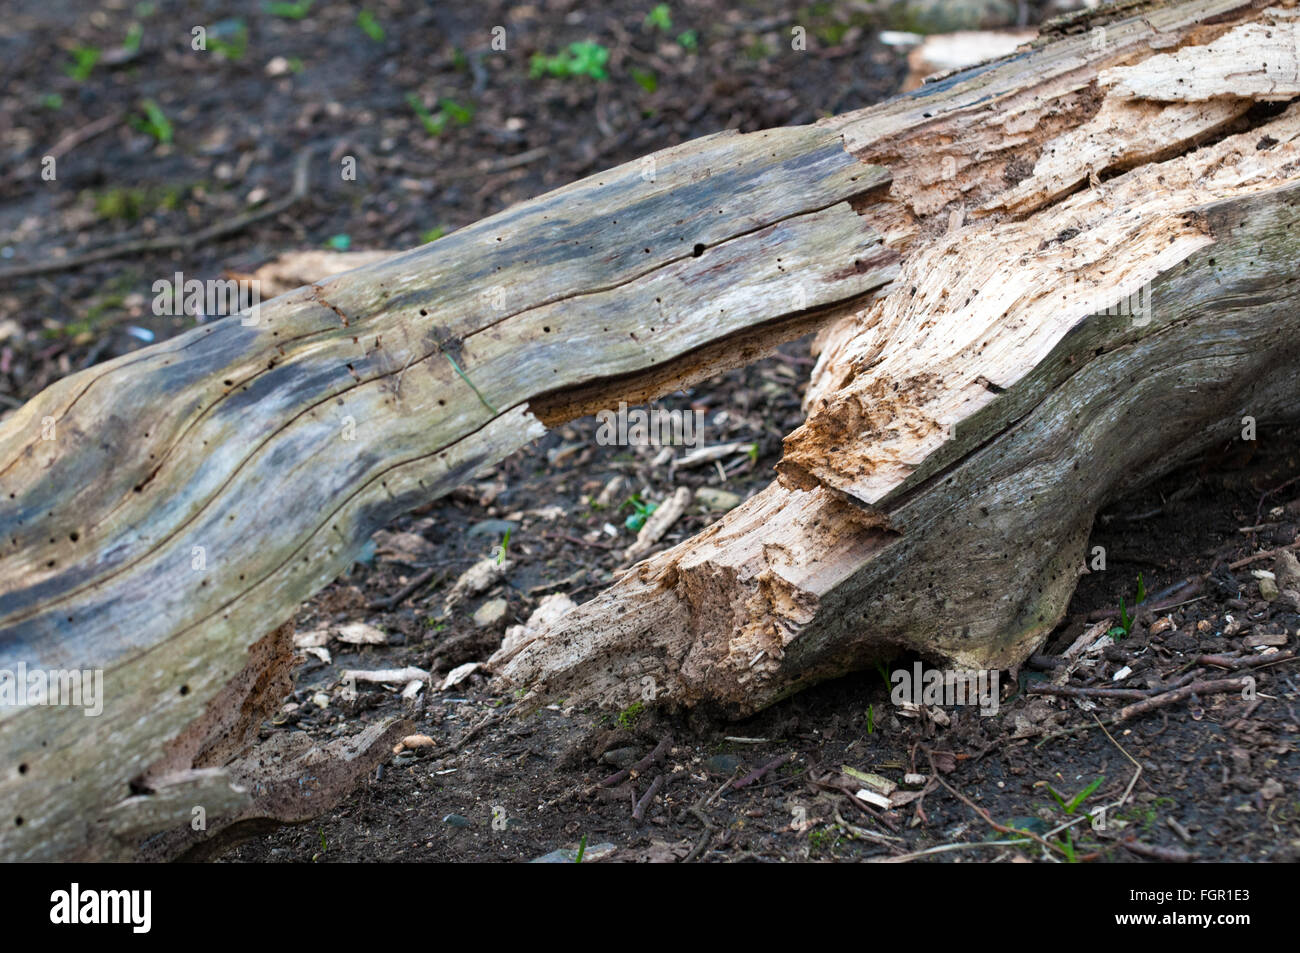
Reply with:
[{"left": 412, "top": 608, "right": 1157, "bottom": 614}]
[{"left": 2, "top": 1, "right": 1296, "bottom": 863}]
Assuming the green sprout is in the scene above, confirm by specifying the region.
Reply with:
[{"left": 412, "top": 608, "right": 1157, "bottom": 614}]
[
  {"left": 420, "top": 226, "right": 448, "bottom": 244},
  {"left": 1107, "top": 573, "right": 1146, "bottom": 639},
  {"left": 265, "top": 0, "right": 315, "bottom": 19},
  {"left": 630, "top": 67, "right": 658, "bottom": 93},
  {"left": 644, "top": 4, "right": 673, "bottom": 32},
  {"left": 128, "top": 99, "right": 173, "bottom": 144},
  {"left": 406, "top": 94, "right": 474, "bottom": 137},
  {"left": 621, "top": 494, "right": 658, "bottom": 532},
  {"left": 356, "top": 9, "right": 385, "bottom": 42},
  {"left": 123, "top": 23, "right": 144, "bottom": 55},
  {"left": 496, "top": 527, "right": 511, "bottom": 565},
  {"left": 676, "top": 29, "right": 698, "bottom": 50},
  {"left": 207, "top": 20, "right": 248, "bottom": 60},
  {"left": 866, "top": 703, "right": 875, "bottom": 734},
  {"left": 64, "top": 45, "right": 101, "bottom": 81},
  {"left": 1045, "top": 776, "right": 1104, "bottom": 815},
  {"left": 574, "top": 833, "right": 588, "bottom": 863},
  {"left": 529, "top": 41, "right": 610, "bottom": 80}
]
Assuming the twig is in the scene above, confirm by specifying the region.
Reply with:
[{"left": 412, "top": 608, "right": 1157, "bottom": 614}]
[
  {"left": 1229, "top": 537, "right": 1300, "bottom": 570},
  {"left": 681, "top": 771, "right": 735, "bottom": 863},
  {"left": 730, "top": 752, "right": 794, "bottom": 791},
  {"left": 368, "top": 566, "right": 440, "bottom": 611},
  {"left": 448, "top": 709, "right": 502, "bottom": 753},
  {"left": 1118, "top": 838, "right": 1197, "bottom": 862},
  {"left": 874, "top": 839, "right": 1028, "bottom": 863},
  {"left": 46, "top": 111, "right": 123, "bottom": 161},
  {"left": 1114, "top": 677, "right": 1249, "bottom": 722},
  {"left": 0, "top": 146, "right": 316, "bottom": 283},
  {"left": 598, "top": 734, "right": 672, "bottom": 789},
  {"left": 1197, "top": 649, "right": 1295, "bottom": 670},
  {"left": 632, "top": 774, "right": 664, "bottom": 823}
]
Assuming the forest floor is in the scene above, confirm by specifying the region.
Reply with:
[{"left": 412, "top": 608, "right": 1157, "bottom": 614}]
[{"left": 1, "top": 0, "right": 1296, "bottom": 863}]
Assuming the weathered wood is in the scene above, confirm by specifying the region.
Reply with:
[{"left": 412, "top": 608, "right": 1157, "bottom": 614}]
[
  {"left": 493, "top": 1, "right": 1300, "bottom": 714},
  {"left": 0, "top": 123, "right": 894, "bottom": 859},
  {"left": 4, "top": 0, "right": 1297, "bottom": 861}
]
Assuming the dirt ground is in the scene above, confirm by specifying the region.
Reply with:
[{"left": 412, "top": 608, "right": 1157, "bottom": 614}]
[{"left": 2, "top": 1, "right": 1297, "bottom": 863}]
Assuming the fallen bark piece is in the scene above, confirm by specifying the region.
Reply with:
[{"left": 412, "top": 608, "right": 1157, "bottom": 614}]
[
  {"left": 336, "top": 621, "right": 388, "bottom": 645},
  {"left": 342, "top": 667, "right": 430, "bottom": 687},
  {"left": 138, "top": 717, "right": 410, "bottom": 861},
  {"left": 440, "top": 661, "right": 481, "bottom": 691},
  {"left": 445, "top": 558, "right": 512, "bottom": 612}
]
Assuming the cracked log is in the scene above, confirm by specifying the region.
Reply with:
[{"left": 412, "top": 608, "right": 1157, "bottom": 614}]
[
  {"left": 0, "top": 126, "right": 894, "bottom": 859},
  {"left": 493, "top": 1, "right": 1300, "bottom": 714}
]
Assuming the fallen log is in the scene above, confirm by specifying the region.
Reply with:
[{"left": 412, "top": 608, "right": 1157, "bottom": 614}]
[
  {"left": 493, "top": 1, "right": 1300, "bottom": 713},
  {"left": 0, "top": 118, "right": 894, "bottom": 859},
  {"left": 2, "top": 0, "right": 1297, "bottom": 860}
]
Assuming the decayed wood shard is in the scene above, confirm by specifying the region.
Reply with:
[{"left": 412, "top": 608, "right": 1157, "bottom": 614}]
[
  {"left": 0, "top": 125, "right": 893, "bottom": 860},
  {"left": 494, "top": 1, "right": 1300, "bottom": 716}
]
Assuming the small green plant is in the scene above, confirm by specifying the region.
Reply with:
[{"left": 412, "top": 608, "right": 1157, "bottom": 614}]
[
  {"left": 439, "top": 98, "right": 474, "bottom": 126},
  {"left": 1108, "top": 573, "right": 1146, "bottom": 639},
  {"left": 616, "top": 701, "right": 644, "bottom": 729},
  {"left": 42, "top": 93, "right": 64, "bottom": 110},
  {"left": 574, "top": 833, "right": 588, "bottom": 863},
  {"left": 325, "top": 233, "right": 351, "bottom": 251},
  {"left": 64, "top": 45, "right": 101, "bottom": 82},
  {"left": 421, "top": 226, "right": 448, "bottom": 244},
  {"left": 128, "top": 99, "right": 173, "bottom": 144},
  {"left": 676, "top": 29, "right": 698, "bottom": 50},
  {"left": 530, "top": 41, "right": 610, "bottom": 80},
  {"left": 496, "top": 527, "right": 511, "bottom": 565},
  {"left": 92, "top": 185, "right": 181, "bottom": 221},
  {"left": 207, "top": 20, "right": 248, "bottom": 60},
  {"left": 644, "top": 3, "right": 673, "bottom": 32},
  {"left": 1045, "top": 776, "right": 1104, "bottom": 815},
  {"left": 630, "top": 67, "right": 658, "bottom": 93},
  {"left": 1060, "top": 829, "right": 1077, "bottom": 863},
  {"left": 317, "top": 827, "right": 327, "bottom": 852},
  {"left": 621, "top": 494, "right": 658, "bottom": 532},
  {"left": 356, "top": 9, "right": 385, "bottom": 42},
  {"left": 265, "top": 0, "right": 314, "bottom": 18},
  {"left": 122, "top": 23, "right": 144, "bottom": 55},
  {"left": 425, "top": 618, "right": 447, "bottom": 633},
  {"left": 865, "top": 703, "right": 875, "bottom": 734},
  {"left": 406, "top": 93, "right": 474, "bottom": 137}
]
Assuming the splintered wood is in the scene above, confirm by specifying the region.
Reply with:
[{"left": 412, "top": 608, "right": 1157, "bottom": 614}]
[{"left": 495, "top": 1, "right": 1300, "bottom": 716}]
